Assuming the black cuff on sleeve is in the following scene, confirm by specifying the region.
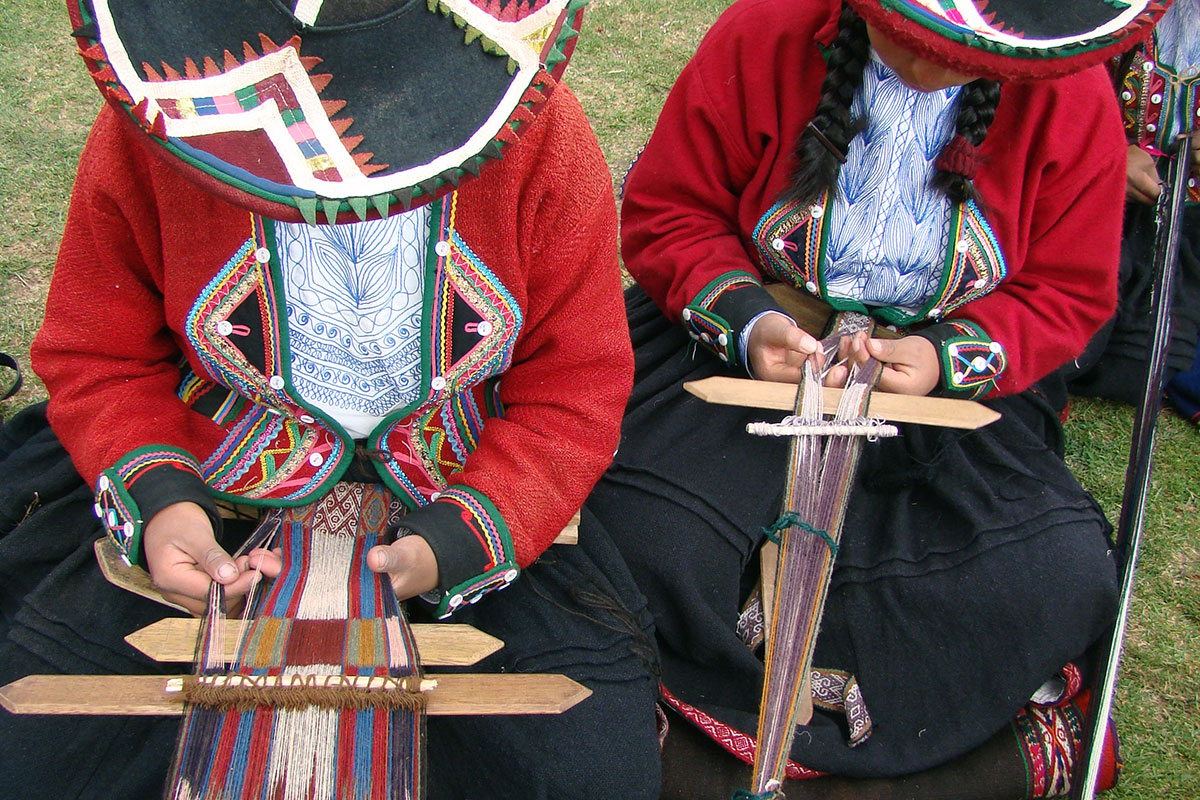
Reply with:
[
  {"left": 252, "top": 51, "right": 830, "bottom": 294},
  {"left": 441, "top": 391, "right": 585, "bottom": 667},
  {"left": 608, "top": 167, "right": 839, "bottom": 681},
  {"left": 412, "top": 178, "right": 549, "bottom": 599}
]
[
  {"left": 914, "top": 320, "right": 1006, "bottom": 399},
  {"left": 394, "top": 502, "right": 491, "bottom": 596},
  {"left": 682, "top": 274, "right": 783, "bottom": 367},
  {"left": 126, "top": 464, "right": 222, "bottom": 562}
]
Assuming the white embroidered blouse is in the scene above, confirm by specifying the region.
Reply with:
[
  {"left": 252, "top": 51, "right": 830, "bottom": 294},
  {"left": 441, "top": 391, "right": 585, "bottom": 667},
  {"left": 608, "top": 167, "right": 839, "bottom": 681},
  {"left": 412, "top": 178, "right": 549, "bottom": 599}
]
[{"left": 277, "top": 207, "right": 430, "bottom": 439}]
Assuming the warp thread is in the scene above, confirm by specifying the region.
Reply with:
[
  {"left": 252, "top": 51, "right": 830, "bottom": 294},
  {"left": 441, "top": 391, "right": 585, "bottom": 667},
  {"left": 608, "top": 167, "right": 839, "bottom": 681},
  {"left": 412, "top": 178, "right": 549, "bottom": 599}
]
[
  {"left": 182, "top": 675, "right": 428, "bottom": 712},
  {"left": 761, "top": 511, "right": 838, "bottom": 557}
]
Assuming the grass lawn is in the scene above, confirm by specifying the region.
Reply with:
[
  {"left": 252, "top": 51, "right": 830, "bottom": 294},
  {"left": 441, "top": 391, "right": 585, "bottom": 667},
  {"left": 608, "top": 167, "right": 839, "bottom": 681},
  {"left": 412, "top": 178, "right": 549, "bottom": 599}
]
[{"left": 1, "top": 0, "right": 1197, "bottom": 796}]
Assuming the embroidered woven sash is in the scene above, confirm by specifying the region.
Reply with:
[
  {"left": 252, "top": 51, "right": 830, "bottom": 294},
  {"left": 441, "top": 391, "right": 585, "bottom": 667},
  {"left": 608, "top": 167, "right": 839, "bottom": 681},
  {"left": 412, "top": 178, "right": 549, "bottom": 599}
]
[
  {"left": 748, "top": 312, "right": 882, "bottom": 798},
  {"left": 167, "top": 483, "right": 426, "bottom": 800}
]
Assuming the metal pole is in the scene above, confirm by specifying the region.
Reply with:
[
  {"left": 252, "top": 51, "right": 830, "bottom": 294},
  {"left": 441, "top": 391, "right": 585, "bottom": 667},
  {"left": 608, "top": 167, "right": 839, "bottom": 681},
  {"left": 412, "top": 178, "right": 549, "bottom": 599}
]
[{"left": 1071, "top": 133, "right": 1192, "bottom": 800}]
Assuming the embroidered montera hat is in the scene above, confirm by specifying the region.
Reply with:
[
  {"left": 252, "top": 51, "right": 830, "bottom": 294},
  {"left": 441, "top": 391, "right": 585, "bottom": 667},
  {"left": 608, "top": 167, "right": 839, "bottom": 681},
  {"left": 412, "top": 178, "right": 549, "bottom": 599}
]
[
  {"left": 67, "top": 0, "right": 587, "bottom": 225},
  {"left": 846, "top": 0, "right": 1170, "bottom": 81}
]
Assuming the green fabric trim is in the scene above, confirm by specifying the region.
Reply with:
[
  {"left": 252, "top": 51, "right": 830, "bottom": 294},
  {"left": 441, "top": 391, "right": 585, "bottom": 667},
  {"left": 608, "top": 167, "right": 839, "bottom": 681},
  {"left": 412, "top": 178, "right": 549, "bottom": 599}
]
[
  {"left": 429, "top": 486, "right": 519, "bottom": 619},
  {"left": 103, "top": 444, "right": 205, "bottom": 567},
  {"left": 935, "top": 319, "right": 1001, "bottom": 400},
  {"left": 98, "top": 466, "right": 142, "bottom": 566},
  {"left": 259, "top": 219, "right": 356, "bottom": 497},
  {"left": 692, "top": 270, "right": 764, "bottom": 304}
]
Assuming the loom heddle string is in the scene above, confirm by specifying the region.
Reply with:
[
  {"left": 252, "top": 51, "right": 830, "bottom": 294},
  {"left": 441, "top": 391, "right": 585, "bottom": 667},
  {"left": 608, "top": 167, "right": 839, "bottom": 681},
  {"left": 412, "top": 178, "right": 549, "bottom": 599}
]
[{"left": 750, "top": 312, "right": 883, "bottom": 794}]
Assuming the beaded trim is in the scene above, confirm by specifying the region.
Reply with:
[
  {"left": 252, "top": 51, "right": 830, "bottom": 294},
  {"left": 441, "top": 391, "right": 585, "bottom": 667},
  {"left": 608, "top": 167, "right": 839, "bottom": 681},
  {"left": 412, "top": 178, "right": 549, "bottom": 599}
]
[
  {"left": 1118, "top": 46, "right": 1200, "bottom": 202},
  {"left": 917, "top": 199, "right": 1008, "bottom": 324},
  {"left": 95, "top": 446, "right": 203, "bottom": 566},
  {"left": 754, "top": 194, "right": 828, "bottom": 293},
  {"left": 681, "top": 271, "right": 762, "bottom": 365},
  {"left": 184, "top": 217, "right": 344, "bottom": 500},
  {"left": 184, "top": 216, "right": 283, "bottom": 407},
  {"left": 429, "top": 487, "right": 518, "bottom": 618}
]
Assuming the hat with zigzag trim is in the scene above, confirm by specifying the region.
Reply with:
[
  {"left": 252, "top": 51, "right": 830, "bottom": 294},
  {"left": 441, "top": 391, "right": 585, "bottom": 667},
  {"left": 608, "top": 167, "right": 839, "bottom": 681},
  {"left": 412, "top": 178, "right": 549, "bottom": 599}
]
[
  {"left": 68, "top": 0, "right": 587, "bottom": 225},
  {"left": 846, "top": 0, "right": 1170, "bottom": 82}
]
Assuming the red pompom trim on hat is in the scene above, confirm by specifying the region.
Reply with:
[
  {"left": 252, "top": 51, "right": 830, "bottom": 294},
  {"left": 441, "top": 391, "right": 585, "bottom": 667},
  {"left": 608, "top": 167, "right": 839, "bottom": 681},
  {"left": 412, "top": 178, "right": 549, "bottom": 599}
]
[{"left": 935, "top": 134, "right": 978, "bottom": 180}]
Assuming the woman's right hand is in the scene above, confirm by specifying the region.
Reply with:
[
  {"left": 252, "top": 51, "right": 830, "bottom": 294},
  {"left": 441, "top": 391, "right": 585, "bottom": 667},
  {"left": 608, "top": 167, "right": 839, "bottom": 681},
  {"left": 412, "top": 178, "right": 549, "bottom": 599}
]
[
  {"left": 143, "top": 501, "right": 280, "bottom": 615},
  {"left": 746, "top": 312, "right": 821, "bottom": 382},
  {"left": 1126, "top": 144, "right": 1162, "bottom": 204}
]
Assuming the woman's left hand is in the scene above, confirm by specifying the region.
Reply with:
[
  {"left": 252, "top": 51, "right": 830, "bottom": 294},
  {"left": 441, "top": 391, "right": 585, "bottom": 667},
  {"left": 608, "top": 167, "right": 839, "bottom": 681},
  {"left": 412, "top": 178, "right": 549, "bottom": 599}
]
[{"left": 825, "top": 332, "right": 940, "bottom": 396}]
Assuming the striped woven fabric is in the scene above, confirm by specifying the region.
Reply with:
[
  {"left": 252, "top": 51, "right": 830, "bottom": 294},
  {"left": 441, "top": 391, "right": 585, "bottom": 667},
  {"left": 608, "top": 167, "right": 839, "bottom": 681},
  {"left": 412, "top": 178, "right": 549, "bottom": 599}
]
[
  {"left": 167, "top": 482, "right": 425, "bottom": 800},
  {"left": 751, "top": 312, "right": 882, "bottom": 798}
]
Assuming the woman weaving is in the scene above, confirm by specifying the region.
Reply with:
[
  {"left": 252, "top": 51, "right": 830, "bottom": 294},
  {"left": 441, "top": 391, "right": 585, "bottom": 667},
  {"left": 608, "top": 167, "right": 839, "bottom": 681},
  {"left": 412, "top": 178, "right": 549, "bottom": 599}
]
[
  {"left": 585, "top": 0, "right": 1167, "bottom": 795},
  {"left": 0, "top": 1, "right": 660, "bottom": 798}
]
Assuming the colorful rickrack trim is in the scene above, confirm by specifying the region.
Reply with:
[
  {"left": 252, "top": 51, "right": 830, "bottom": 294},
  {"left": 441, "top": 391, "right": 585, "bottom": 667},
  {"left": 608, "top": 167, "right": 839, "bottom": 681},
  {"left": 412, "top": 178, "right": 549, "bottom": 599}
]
[
  {"left": 96, "top": 446, "right": 204, "bottom": 566},
  {"left": 753, "top": 195, "right": 826, "bottom": 292},
  {"left": 941, "top": 319, "right": 1006, "bottom": 399},
  {"left": 431, "top": 486, "right": 518, "bottom": 619},
  {"left": 761, "top": 512, "right": 838, "bottom": 557},
  {"left": 682, "top": 272, "right": 762, "bottom": 366}
]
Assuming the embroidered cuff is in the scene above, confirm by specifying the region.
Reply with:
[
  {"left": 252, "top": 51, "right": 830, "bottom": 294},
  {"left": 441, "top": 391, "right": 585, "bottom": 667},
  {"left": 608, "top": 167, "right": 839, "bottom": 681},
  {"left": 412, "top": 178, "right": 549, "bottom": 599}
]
[
  {"left": 681, "top": 272, "right": 781, "bottom": 368},
  {"left": 915, "top": 320, "right": 1007, "bottom": 399},
  {"left": 95, "top": 446, "right": 219, "bottom": 567},
  {"left": 398, "top": 486, "right": 519, "bottom": 619}
]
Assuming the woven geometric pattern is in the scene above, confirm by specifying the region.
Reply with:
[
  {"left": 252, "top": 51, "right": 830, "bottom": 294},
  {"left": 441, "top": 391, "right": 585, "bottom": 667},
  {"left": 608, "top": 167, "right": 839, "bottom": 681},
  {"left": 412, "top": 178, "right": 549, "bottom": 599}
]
[{"left": 167, "top": 483, "right": 425, "bottom": 800}]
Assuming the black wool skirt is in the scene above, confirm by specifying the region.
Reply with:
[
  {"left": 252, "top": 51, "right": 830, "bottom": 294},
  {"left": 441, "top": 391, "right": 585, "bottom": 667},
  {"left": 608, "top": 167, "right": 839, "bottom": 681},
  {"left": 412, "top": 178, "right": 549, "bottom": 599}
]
[
  {"left": 0, "top": 403, "right": 663, "bottom": 800},
  {"left": 583, "top": 287, "right": 1121, "bottom": 779}
]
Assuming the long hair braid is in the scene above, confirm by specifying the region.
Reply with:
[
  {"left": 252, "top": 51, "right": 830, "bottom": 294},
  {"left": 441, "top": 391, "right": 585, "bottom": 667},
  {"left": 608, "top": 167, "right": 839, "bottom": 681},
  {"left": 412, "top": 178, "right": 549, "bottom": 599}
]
[
  {"left": 930, "top": 79, "right": 1002, "bottom": 204},
  {"left": 786, "top": 4, "right": 870, "bottom": 207}
]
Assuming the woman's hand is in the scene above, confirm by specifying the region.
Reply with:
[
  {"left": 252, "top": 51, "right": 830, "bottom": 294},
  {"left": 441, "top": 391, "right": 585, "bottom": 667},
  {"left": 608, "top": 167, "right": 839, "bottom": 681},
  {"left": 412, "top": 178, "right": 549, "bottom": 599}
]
[
  {"left": 1127, "top": 144, "right": 1162, "bottom": 204},
  {"left": 824, "top": 332, "right": 940, "bottom": 396},
  {"left": 746, "top": 312, "right": 821, "bottom": 382},
  {"left": 367, "top": 535, "right": 440, "bottom": 600},
  {"left": 143, "top": 501, "right": 280, "bottom": 615}
]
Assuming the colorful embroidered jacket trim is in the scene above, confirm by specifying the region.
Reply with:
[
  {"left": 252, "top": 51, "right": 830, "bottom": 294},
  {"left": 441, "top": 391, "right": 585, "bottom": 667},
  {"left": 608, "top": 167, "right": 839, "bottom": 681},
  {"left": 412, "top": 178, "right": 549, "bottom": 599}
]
[
  {"left": 918, "top": 319, "right": 1007, "bottom": 399},
  {"left": 96, "top": 445, "right": 204, "bottom": 566},
  {"left": 174, "top": 194, "right": 523, "bottom": 513},
  {"left": 753, "top": 194, "right": 1008, "bottom": 327},
  {"left": 682, "top": 271, "right": 778, "bottom": 367},
  {"left": 416, "top": 486, "right": 519, "bottom": 619},
  {"left": 1117, "top": 44, "right": 1200, "bottom": 203}
]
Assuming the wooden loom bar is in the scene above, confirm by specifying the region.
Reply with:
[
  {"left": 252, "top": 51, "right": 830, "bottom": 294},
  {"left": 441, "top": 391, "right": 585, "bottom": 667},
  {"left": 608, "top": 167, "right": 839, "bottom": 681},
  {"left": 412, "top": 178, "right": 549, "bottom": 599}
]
[
  {"left": 0, "top": 673, "right": 592, "bottom": 717},
  {"left": 126, "top": 618, "right": 504, "bottom": 666},
  {"left": 684, "top": 376, "right": 999, "bottom": 429}
]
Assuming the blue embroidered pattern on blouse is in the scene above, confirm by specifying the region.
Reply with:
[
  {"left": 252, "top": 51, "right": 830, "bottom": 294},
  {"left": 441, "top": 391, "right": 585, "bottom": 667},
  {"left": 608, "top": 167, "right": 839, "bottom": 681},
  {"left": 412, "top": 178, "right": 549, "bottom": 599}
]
[
  {"left": 278, "top": 208, "right": 430, "bottom": 420},
  {"left": 824, "top": 51, "right": 962, "bottom": 310},
  {"left": 1151, "top": 0, "right": 1200, "bottom": 148}
]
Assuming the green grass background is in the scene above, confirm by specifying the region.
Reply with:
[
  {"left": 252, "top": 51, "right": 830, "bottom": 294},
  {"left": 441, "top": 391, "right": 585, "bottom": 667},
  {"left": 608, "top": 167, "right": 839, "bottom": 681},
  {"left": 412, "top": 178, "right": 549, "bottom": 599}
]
[{"left": 0, "top": 0, "right": 1196, "bottom": 796}]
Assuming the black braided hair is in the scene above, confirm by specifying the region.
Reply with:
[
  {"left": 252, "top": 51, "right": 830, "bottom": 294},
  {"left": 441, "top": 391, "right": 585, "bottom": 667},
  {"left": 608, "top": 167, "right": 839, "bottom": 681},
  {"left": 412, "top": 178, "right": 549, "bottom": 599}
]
[
  {"left": 930, "top": 78, "right": 1003, "bottom": 204},
  {"left": 786, "top": 4, "right": 870, "bottom": 207}
]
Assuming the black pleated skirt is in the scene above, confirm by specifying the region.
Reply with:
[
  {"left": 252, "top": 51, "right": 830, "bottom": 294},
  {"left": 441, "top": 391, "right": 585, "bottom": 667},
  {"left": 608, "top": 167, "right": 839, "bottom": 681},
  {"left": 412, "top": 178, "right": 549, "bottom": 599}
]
[{"left": 583, "top": 287, "right": 1121, "bottom": 779}]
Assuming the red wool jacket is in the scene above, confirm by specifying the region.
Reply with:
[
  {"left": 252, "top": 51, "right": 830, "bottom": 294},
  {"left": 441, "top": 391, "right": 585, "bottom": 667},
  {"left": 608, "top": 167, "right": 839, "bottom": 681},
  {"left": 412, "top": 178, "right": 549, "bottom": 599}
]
[
  {"left": 621, "top": 0, "right": 1126, "bottom": 397},
  {"left": 33, "top": 85, "right": 632, "bottom": 616}
]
